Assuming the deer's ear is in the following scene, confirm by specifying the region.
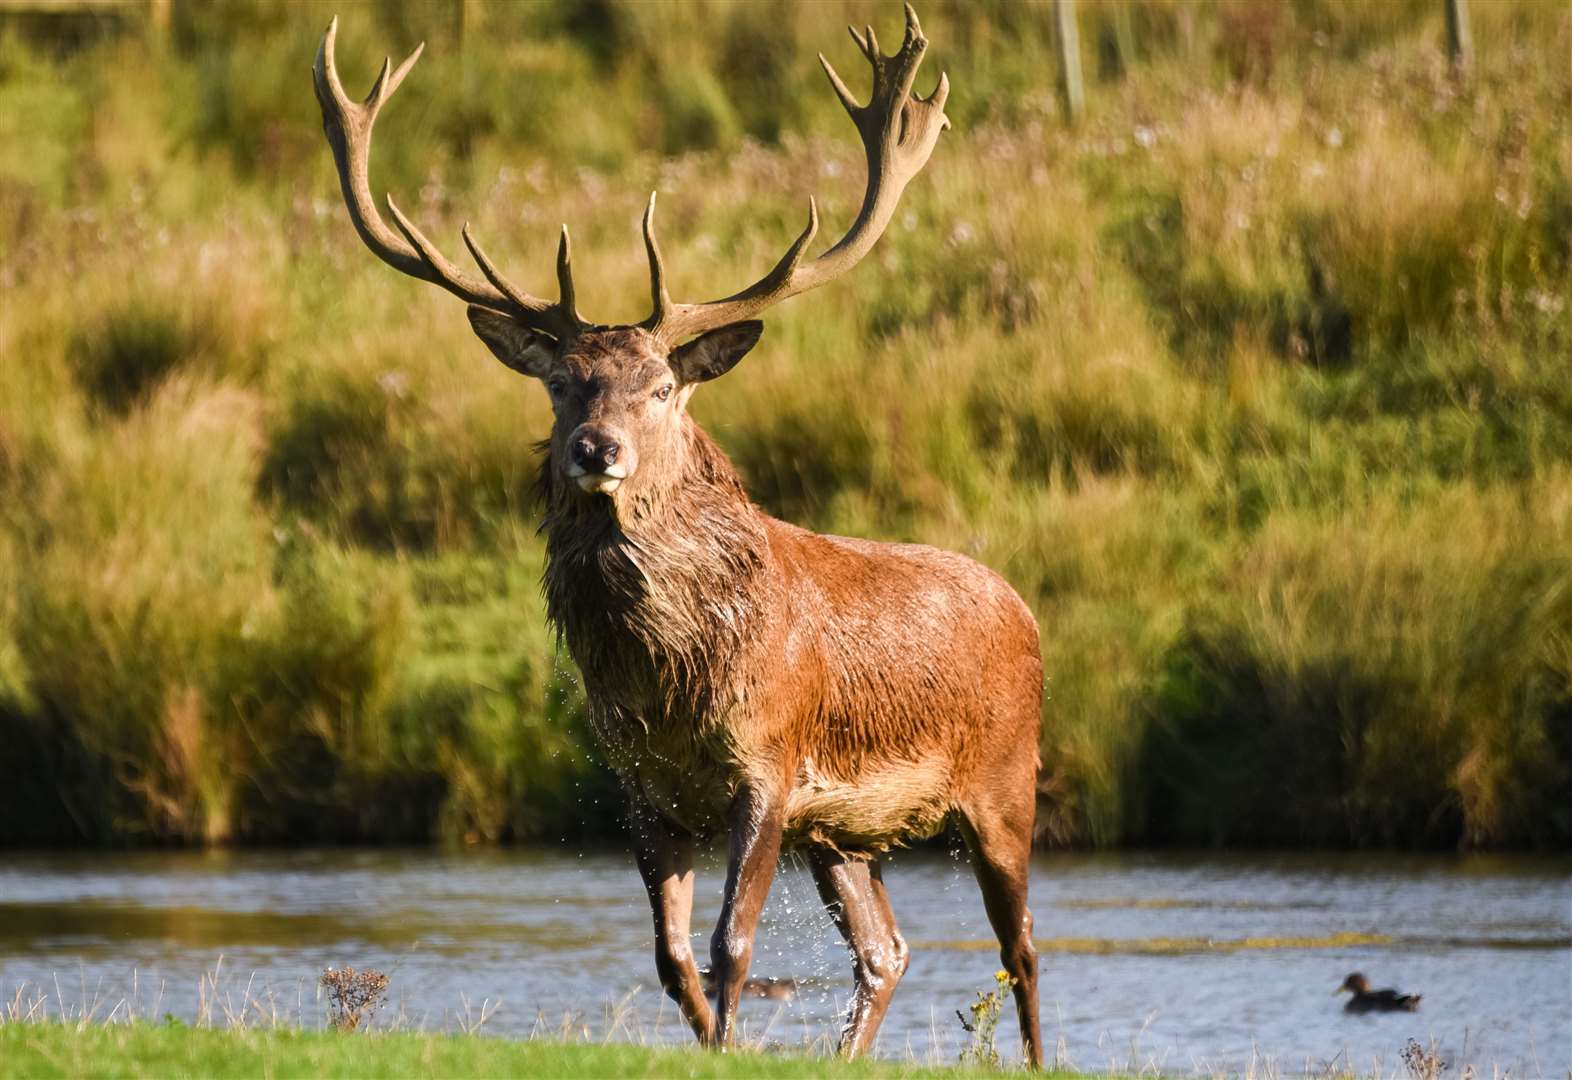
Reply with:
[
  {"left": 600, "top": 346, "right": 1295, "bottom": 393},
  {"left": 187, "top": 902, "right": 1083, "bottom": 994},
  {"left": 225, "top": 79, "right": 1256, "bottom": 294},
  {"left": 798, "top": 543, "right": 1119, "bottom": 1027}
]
[
  {"left": 467, "top": 306, "right": 558, "bottom": 379},
  {"left": 669, "top": 321, "right": 763, "bottom": 384}
]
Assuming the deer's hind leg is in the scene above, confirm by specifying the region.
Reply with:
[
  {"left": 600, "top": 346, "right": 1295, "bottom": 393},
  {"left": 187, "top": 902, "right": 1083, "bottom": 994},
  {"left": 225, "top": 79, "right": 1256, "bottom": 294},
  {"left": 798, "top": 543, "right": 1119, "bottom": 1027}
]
[
  {"left": 807, "top": 847, "right": 909, "bottom": 1059},
  {"left": 957, "top": 787, "right": 1044, "bottom": 1068}
]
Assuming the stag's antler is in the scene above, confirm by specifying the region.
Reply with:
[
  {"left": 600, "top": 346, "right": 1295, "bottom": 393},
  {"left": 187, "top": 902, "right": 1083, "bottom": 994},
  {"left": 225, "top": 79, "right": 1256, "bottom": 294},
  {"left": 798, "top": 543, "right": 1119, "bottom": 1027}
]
[
  {"left": 313, "top": 17, "right": 584, "bottom": 341},
  {"left": 641, "top": 2, "right": 950, "bottom": 346}
]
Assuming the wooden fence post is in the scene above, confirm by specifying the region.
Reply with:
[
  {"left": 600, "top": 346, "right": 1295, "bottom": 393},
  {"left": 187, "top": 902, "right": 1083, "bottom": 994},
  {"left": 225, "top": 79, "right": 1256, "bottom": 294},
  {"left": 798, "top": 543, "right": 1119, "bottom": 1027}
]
[
  {"left": 1113, "top": 2, "right": 1136, "bottom": 77},
  {"left": 1056, "top": 0, "right": 1085, "bottom": 124},
  {"left": 1444, "top": 0, "right": 1472, "bottom": 70}
]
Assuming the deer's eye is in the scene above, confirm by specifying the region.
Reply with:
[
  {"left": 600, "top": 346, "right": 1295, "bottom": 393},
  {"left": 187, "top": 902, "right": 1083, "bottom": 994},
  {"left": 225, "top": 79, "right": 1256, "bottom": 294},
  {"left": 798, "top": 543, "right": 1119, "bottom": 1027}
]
[{"left": 654, "top": 384, "right": 674, "bottom": 403}]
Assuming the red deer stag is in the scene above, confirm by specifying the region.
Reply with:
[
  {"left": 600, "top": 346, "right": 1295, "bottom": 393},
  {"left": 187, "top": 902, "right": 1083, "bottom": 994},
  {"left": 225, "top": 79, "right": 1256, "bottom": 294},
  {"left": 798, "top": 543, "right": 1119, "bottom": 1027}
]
[{"left": 313, "top": 6, "right": 1044, "bottom": 1065}]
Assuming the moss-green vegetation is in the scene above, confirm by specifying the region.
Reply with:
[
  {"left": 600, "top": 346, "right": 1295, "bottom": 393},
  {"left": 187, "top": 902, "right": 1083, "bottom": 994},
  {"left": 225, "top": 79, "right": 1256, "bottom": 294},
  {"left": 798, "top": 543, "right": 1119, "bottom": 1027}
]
[
  {"left": 0, "top": 1023, "right": 1063, "bottom": 1080},
  {"left": 1, "top": 1, "right": 1569, "bottom": 849},
  {"left": 916, "top": 932, "right": 1392, "bottom": 955}
]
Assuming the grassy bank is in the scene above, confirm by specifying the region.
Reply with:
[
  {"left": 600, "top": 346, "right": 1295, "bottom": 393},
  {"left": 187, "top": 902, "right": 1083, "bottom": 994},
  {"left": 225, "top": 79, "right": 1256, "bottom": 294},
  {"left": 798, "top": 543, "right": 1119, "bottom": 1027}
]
[
  {"left": 1, "top": 0, "right": 1570, "bottom": 849},
  {"left": 0, "top": 1023, "right": 1053, "bottom": 1080}
]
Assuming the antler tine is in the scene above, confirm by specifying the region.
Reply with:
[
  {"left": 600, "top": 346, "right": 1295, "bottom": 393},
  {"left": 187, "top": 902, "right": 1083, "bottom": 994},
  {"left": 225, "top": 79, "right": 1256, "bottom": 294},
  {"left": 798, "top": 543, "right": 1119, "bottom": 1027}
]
[
  {"left": 313, "top": 18, "right": 582, "bottom": 340},
  {"left": 556, "top": 226, "right": 580, "bottom": 326},
  {"left": 458, "top": 221, "right": 554, "bottom": 323},
  {"left": 643, "top": 5, "right": 949, "bottom": 347},
  {"left": 747, "top": 197, "right": 821, "bottom": 297},
  {"left": 364, "top": 46, "right": 418, "bottom": 115},
  {"left": 819, "top": 53, "right": 860, "bottom": 117},
  {"left": 902, "top": 3, "right": 924, "bottom": 47},
  {"left": 642, "top": 192, "right": 673, "bottom": 333}
]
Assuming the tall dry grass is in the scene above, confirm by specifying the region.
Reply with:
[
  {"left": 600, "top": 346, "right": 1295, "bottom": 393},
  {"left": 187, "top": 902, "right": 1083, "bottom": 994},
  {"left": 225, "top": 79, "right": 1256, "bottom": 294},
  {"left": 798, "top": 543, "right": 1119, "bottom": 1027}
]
[{"left": 0, "top": 0, "right": 1568, "bottom": 848}]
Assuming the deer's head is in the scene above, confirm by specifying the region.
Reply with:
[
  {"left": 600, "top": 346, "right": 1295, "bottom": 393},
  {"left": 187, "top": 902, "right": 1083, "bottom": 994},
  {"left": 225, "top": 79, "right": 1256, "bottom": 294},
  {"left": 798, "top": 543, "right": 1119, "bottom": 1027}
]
[
  {"left": 464, "top": 317, "right": 761, "bottom": 496},
  {"left": 313, "top": 5, "right": 949, "bottom": 501}
]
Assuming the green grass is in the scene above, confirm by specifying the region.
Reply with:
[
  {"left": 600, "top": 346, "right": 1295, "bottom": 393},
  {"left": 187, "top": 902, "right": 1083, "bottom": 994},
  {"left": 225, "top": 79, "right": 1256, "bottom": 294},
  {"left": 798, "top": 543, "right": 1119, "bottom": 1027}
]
[
  {"left": 0, "top": 1024, "right": 1078, "bottom": 1080},
  {"left": 1, "top": 0, "right": 1570, "bottom": 849}
]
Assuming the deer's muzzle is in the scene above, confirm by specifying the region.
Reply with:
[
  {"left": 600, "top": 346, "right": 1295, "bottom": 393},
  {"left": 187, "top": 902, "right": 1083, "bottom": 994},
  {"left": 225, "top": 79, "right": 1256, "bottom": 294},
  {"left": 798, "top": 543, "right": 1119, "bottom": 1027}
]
[{"left": 567, "top": 425, "right": 633, "bottom": 494}]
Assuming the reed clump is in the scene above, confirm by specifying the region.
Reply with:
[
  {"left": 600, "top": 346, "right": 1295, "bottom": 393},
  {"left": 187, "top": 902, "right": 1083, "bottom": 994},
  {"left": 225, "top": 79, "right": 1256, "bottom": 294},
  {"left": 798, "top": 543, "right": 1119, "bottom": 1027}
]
[
  {"left": 0, "top": 0, "right": 1568, "bottom": 849},
  {"left": 319, "top": 966, "right": 389, "bottom": 1032}
]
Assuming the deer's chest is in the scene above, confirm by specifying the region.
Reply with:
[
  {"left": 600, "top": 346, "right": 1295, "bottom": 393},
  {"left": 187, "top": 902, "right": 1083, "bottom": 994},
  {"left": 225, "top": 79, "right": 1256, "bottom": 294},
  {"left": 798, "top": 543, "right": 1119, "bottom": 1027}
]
[
  {"left": 591, "top": 703, "right": 737, "bottom": 836},
  {"left": 549, "top": 535, "right": 764, "bottom": 833}
]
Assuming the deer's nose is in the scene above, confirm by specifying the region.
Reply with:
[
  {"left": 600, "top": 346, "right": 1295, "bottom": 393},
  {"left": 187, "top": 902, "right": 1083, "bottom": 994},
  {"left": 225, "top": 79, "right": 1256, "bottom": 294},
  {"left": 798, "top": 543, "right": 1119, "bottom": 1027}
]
[{"left": 572, "top": 435, "right": 621, "bottom": 472}]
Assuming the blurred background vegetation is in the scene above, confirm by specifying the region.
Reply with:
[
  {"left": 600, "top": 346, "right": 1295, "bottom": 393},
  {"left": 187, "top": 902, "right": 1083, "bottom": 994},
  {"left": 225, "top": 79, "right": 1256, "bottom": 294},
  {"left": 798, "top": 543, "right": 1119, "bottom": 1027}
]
[{"left": 1, "top": 0, "right": 1568, "bottom": 851}]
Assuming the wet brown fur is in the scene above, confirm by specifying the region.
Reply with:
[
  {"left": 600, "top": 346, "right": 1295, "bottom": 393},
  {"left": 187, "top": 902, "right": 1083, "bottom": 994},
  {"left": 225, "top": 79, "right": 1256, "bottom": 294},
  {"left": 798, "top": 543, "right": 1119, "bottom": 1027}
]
[{"left": 533, "top": 330, "right": 1041, "bottom": 841}]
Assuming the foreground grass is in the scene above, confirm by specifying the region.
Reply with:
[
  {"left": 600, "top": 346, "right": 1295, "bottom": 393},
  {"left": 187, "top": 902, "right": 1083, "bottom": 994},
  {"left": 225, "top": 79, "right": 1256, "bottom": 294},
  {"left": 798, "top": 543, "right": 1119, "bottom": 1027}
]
[{"left": 0, "top": 1024, "right": 1074, "bottom": 1080}]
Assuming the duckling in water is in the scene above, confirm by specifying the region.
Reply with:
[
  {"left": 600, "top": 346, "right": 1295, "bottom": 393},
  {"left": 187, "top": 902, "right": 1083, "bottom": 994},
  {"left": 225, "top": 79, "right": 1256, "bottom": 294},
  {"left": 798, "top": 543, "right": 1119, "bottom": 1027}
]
[
  {"left": 698, "top": 969, "right": 798, "bottom": 1001},
  {"left": 1336, "top": 972, "right": 1421, "bottom": 1013}
]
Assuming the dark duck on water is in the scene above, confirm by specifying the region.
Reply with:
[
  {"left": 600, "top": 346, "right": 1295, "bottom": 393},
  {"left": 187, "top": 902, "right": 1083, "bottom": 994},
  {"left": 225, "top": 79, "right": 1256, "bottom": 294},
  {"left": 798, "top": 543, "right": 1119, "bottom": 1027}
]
[
  {"left": 699, "top": 969, "right": 797, "bottom": 1001},
  {"left": 1336, "top": 972, "right": 1421, "bottom": 1013}
]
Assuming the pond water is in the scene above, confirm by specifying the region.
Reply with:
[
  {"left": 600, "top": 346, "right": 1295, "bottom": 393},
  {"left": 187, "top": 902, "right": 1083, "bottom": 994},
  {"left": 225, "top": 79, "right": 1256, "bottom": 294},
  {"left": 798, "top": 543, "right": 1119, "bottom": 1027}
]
[{"left": 1, "top": 848, "right": 1567, "bottom": 1075}]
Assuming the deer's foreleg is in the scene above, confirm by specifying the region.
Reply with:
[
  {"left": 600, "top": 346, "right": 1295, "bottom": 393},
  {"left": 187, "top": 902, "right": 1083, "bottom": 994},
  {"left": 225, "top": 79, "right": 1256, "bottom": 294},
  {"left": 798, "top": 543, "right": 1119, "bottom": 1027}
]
[
  {"left": 709, "top": 777, "right": 787, "bottom": 1048},
  {"left": 629, "top": 796, "right": 716, "bottom": 1044}
]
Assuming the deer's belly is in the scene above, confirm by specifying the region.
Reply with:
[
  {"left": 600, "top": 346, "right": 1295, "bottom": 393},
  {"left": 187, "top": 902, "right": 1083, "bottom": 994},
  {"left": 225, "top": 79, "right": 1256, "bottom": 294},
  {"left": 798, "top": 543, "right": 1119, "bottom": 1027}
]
[
  {"left": 606, "top": 722, "right": 954, "bottom": 848},
  {"left": 782, "top": 756, "right": 953, "bottom": 852}
]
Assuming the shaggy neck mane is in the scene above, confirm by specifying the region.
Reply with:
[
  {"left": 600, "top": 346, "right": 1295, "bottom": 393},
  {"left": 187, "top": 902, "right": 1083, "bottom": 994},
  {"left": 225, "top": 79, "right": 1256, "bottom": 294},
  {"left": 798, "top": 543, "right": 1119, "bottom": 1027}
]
[{"left": 538, "top": 418, "right": 769, "bottom": 714}]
